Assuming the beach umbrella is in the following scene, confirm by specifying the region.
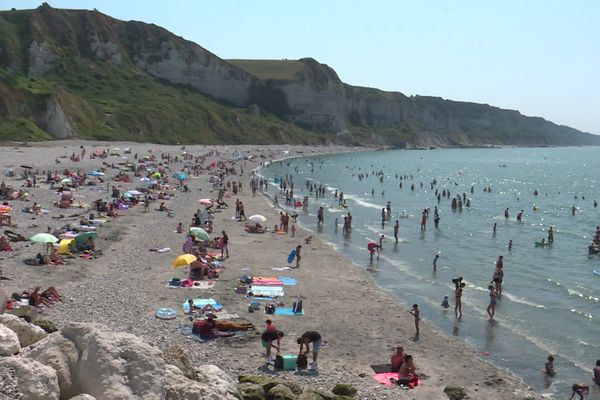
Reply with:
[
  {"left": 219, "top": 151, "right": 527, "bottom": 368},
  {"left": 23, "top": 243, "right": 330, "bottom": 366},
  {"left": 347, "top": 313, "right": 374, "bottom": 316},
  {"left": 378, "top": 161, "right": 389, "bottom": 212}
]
[
  {"left": 248, "top": 214, "right": 267, "bottom": 223},
  {"left": 198, "top": 198, "right": 213, "bottom": 206},
  {"left": 58, "top": 239, "right": 74, "bottom": 254},
  {"left": 139, "top": 177, "right": 151, "bottom": 183},
  {"left": 172, "top": 172, "right": 188, "bottom": 181},
  {"left": 151, "top": 172, "right": 161, "bottom": 178},
  {"left": 29, "top": 233, "right": 58, "bottom": 243},
  {"left": 122, "top": 192, "right": 133, "bottom": 198},
  {"left": 189, "top": 227, "right": 210, "bottom": 241},
  {"left": 172, "top": 254, "right": 197, "bottom": 268},
  {"left": 87, "top": 171, "right": 105, "bottom": 177},
  {"left": 126, "top": 190, "right": 143, "bottom": 196},
  {"left": 60, "top": 178, "right": 73, "bottom": 184}
]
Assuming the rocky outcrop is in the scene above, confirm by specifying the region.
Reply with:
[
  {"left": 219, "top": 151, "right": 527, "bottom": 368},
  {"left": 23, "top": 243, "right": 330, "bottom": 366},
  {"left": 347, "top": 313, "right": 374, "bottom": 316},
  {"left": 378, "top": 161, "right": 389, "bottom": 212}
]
[
  {"left": 27, "top": 40, "right": 57, "bottom": 78},
  {"left": 0, "top": 357, "right": 60, "bottom": 400},
  {"left": 0, "top": 324, "right": 20, "bottom": 355},
  {"left": 37, "top": 96, "right": 76, "bottom": 139},
  {"left": 0, "top": 321, "right": 241, "bottom": 400},
  {"left": 0, "top": 313, "right": 47, "bottom": 347}
]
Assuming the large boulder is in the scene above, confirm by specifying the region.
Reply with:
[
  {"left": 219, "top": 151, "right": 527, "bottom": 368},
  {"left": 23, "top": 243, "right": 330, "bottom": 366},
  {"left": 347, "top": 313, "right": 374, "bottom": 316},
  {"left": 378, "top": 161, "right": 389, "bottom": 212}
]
[
  {"left": 0, "top": 356, "right": 60, "bottom": 400},
  {"left": 163, "top": 345, "right": 195, "bottom": 379},
  {"left": 7, "top": 305, "right": 39, "bottom": 322},
  {"left": 193, "top": 364, "right": 241, "bottom": 398},
  {"left": 238, "top": 382, "right": 265, "bottom": 400},
  {"left": 0, "top": 313, "right": 47, "bottom": 347},
  {"left": 0, "top": 324, "right": 20, "bottom": 355},
  {"left": 164, "top": 364, "right": 241, "bottom": 400},
  {"left": 267, "top": 384, "right": 297, "bottom": 400},
  {"left": 20, "top": 322, "right": 166, "bottom": 400},
  {"left": 0, "top": 288, "right": 7, "bottom": 314}
]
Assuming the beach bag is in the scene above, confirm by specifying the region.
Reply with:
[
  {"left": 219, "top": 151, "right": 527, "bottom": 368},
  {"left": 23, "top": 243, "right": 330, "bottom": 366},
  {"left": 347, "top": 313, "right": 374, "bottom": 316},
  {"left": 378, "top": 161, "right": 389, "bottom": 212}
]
[
  {"left": 296, "top": 354, "right": 308, "bottom": 370},
  {"left": 240, "top": 275, "right": 251, "bottom": 284}
]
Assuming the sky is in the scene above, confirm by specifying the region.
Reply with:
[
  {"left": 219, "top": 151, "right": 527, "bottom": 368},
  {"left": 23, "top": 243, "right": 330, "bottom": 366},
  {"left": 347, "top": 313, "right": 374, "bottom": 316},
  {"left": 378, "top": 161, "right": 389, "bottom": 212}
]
[{"left": 4, "top": 0, "right": 599, "bottom": 134}]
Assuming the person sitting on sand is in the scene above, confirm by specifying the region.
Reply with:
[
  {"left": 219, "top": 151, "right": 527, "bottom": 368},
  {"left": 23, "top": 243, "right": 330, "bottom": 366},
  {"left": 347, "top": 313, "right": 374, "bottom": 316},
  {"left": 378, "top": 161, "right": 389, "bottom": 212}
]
[
  {"left": 49, "top": 247, "right": 66, "bottom": 265},
  {"left": 186, "top": 299, "right": 216, "bottom": 315},
  {"left": 391, "top": 346, "right": 405, "bottom": 372},
  {"left": 176, "top": 222, "right": 183, "bottom": 234},
  {"left": 395, "top": 354, "right": 419, "bottom": 387},
  {"left": 31, "top": 202, "right": 42, "bottom": 215},
  {"left": 17, "top": 287, "right": 62, "bottom": 307},
  {"left": 192, "top": 315, "right": 234, "bottom": 339},
  {"left": 0, "top": 235, "right": 13, "bottom": 251}
]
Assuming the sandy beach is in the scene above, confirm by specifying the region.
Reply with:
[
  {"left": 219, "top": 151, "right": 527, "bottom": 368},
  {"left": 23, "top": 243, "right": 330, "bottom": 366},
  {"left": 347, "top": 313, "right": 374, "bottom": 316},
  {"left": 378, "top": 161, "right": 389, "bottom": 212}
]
[{"left": 0, "top": 140, "right": 541, "bottom": 400}]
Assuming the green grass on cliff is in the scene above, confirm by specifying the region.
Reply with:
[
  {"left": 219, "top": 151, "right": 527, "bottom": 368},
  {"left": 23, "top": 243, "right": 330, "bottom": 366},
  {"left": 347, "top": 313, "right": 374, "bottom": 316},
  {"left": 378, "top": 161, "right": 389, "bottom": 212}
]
[
  {"left": 227, "top": 59, "right": 305, "bottom": 80},
  {"left": 0, "top": 59, "right": 322, "bottom": 144}
]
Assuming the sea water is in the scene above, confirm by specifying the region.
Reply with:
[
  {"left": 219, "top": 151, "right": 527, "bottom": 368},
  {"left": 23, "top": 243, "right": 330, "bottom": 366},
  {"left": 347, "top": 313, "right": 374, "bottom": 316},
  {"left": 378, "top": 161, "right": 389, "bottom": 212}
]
[{"left": 258, "top": 147, "right": 600, "bottom": 399}]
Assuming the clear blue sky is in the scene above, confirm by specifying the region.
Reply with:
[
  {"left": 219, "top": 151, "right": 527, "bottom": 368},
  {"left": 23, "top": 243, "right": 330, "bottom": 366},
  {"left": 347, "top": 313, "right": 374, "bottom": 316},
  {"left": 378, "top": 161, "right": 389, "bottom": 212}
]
[{"left": 5, "top": 0, "right": 599, "bottom": 134}]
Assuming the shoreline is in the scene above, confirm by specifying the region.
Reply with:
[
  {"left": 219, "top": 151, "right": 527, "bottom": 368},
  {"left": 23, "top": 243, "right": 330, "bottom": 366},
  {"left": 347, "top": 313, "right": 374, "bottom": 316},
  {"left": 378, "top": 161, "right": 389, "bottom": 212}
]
[{"left": 0, "top": 141, "right": 541, "bottom": 399}]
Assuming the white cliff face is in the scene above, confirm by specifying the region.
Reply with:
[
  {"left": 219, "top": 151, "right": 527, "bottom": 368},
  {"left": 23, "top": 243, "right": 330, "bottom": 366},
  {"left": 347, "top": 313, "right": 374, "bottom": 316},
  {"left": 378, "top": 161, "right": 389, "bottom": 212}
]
[
  {"left": 280, "top": 81, "right": 346, "bottom": 132},
  {"left": 88, "top": 31, "right": 122, "bottom": 63},
  {"left": 27, "top": 41, "right": 58, "bottom": 78},
  {"left": 42, "top": 97, "right": 75, "bottom": 139},
  {"left": 135, "top": 41, "right": 253, "bottom": 107}
]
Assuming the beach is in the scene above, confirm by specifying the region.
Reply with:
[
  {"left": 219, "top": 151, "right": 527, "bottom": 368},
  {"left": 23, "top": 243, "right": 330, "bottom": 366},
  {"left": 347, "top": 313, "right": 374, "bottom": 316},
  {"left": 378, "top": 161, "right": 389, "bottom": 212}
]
[{"left": 0, "top": 140, "right": 540, "bottom": 400}]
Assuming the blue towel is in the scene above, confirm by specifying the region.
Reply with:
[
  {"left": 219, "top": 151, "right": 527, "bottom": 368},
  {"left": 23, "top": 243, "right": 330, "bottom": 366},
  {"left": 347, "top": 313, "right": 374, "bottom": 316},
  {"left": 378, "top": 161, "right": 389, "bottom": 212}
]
[
  {"left": 278, "top": 276, "right": 298, "bottom": 286},
  {"left": 273, "top": 307, "right": 304, "bottom": 316}
]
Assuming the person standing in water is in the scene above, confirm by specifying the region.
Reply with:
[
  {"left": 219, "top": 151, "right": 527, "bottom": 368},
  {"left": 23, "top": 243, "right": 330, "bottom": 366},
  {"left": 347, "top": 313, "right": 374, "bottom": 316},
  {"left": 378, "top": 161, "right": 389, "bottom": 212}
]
[
  {"left": 393, "top": 220, "right": 399, "bottom": 243},
  {"left": 504, "top": 208, "right": 510, "bottom": 219},
  {"left": 487, "top": 285, "right": 497, "bottom": 321},
  {"left": 433, "top": 254, "right": 439, "bottom": 270},
  {"left": 455, "top": 281, "right": 465, "bottom": 318},
  {"left": 516, "top": 210, "right": 523, "bottom": 221},
  {"left": 381, "top": 208, "right": 386, "bottom": 229},
  {"left": 493, "top": 223, "right": 497, "bottom": 236},
  {"left": 492, "top": 256, "right": 504, "bottom": 296},
  {"left": 548, "top": 226, "right": 554, "bottom": 243}
]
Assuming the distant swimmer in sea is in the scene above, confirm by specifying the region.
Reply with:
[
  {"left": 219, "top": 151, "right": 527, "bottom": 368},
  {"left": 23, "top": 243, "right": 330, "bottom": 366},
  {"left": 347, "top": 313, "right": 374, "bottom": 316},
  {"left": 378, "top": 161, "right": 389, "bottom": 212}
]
[
  {"left": 516, "top": 210, "right": 523, "bottom": 221},
  {"left": 572, "top": 205, "right": 577, "bottom": 216},
  {"left": 508, "top": 240, "right": 513, "bottom": 251},
  {"left": 542, "top": 354, "right": 555, "bottom": 377},
  {"left": 433, "top": 254, "right": 439, "bottom": 271},
  {"left": 493, "top": 223, "right": 497, "bottom": 236},
  {"left": 393, "top": 220, "right": 399, "bottom": 243},
  {"left": 548, "top": 226, "right": 554, "bottom": 243},
  {"left": 594, "top": 200, "right": 598, "bottom": 208},
  {"left": 504, "top": 208, "right": 510, "bottom": 219}
]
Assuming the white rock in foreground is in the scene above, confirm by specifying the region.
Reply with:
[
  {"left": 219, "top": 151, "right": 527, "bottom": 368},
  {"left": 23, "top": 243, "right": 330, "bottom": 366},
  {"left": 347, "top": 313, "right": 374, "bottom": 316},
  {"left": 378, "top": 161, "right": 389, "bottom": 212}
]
[
  {"left": 0, "top": 324, "right": 20, "bottom": 356},
  {"left": 0, "top": 313, "right": 47, "bottom": 347},
  {"left": 21, "top": 323, "right": 166, "bottom": 400},
  {"left": 0, "top": 357, "right": 60, "bottom": 400},
  {"left": 164, "top": 364, "right": 241, "bottom": 400}
]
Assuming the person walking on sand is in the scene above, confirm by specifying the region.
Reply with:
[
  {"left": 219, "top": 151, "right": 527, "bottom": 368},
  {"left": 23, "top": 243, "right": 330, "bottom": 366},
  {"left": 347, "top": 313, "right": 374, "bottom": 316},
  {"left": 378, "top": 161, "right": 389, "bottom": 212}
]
[
  {"left": 409, "top": 304, "right": 420, "bottom": 337},
  {"left": 393, "top": 220, "right": 399, "bottom": 243},
  {"left": 487, "top": 285, "right": 497, "bottom": 321},
  {"left": 220, "top": 231, "right": 229, "bottom": 258}
]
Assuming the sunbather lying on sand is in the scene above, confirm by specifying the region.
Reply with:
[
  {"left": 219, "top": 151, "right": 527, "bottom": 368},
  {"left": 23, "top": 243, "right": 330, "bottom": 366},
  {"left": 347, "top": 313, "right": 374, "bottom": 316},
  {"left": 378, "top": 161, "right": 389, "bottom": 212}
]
[{"left": 13, "top": 286, "right": 62, "bottom": 307}]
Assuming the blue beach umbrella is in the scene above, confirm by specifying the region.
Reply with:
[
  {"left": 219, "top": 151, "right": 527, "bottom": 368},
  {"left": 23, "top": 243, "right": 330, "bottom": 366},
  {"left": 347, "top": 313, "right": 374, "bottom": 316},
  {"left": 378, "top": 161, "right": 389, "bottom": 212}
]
[
  {"left": 172, "top": 172, "right": 188, "bottom": 181},
  {"left": 87, "top": 171, "right": 105, "bottom": 177}
]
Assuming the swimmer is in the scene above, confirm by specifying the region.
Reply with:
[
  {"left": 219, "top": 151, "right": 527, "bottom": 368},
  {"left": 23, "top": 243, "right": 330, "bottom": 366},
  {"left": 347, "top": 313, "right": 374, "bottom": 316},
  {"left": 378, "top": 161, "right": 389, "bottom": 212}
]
[{"left": 441, "top": 295, "right": 449, "bottom": 308}]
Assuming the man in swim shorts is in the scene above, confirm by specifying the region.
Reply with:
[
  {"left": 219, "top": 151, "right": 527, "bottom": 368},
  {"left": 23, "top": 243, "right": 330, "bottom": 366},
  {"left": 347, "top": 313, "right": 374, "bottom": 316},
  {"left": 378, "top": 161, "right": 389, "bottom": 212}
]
[
  {"left": 297, "top": 331, "right": 322, "bottom": 370},
  {"left": 261, "top": 329, "right": 284, "bottom": 364}
]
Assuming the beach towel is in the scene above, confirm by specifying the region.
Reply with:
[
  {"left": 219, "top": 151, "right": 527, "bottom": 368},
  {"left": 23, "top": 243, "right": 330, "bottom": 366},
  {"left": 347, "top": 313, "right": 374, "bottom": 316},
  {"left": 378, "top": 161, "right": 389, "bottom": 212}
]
[
  {"left": 371, "top": 364, "right": 392, "bottom": 374},
  {"left": 252, "top": 277, "right": 283, "bottom": 286},
  {"left": 245, "top": 295, "right": 275, "bottom": 301},
  {"left": 156, "top": 247, "right": 171, "bottom": 253},
  {"left": 273, "top": 307, "right": 304, "bottom": 316},
  {"left": 272, "top": 267, "right": 291, "bottom": 271},
  {"left": 278, "top": 276, "right": 297, "bottom": 286},
  {"left": 373, "top": 372, "right": 397, "bottom": 387},
  {"left": 249, "top": 285, "right": 284, "bottom": 297},
  {"left": 167, "top": 280, "right": 215, "bottom": 289},
  {"left": 182, "top": 298, "right": 222, "bottom": 313},
  {"left": 178, "top": 325, "right": 206, "bottom": 343}
]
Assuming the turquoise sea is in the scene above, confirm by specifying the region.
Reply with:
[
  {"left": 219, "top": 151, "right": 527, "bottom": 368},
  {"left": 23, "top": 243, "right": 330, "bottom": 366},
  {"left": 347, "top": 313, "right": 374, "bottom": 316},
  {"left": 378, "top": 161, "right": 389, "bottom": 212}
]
[{"left": 258, "top": 147, "right": 600, "bottom": 399}]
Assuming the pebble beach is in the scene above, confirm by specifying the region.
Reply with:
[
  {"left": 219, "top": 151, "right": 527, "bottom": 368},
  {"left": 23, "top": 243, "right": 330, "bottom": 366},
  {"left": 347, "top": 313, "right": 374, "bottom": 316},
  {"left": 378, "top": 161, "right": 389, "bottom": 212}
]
[{"left": 0, "top": 140, "right": 541, "bottom": 400}]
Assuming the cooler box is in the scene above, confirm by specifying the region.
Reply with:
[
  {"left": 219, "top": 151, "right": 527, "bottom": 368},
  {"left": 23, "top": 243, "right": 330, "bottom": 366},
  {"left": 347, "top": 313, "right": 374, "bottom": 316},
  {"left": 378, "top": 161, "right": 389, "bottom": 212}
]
[
  {"left": 274, "top": 355, "right": 298, "bottom": 371},
  {"left": 296, "top": 354, "right": 308, "bottom": 370}
]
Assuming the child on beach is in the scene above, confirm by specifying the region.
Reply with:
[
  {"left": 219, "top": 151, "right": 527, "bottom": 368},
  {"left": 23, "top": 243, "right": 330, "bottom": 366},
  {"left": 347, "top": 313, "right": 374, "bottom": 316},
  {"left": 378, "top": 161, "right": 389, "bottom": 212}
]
[
  {"left": 441, "top": 295, "right": 449, "bottom": 308},
  {"left": 409, "top": 304, "right": 420, "bottom": 337},
  {"left": 543, "top": 355, "right": 555, "bottom": 377}
]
